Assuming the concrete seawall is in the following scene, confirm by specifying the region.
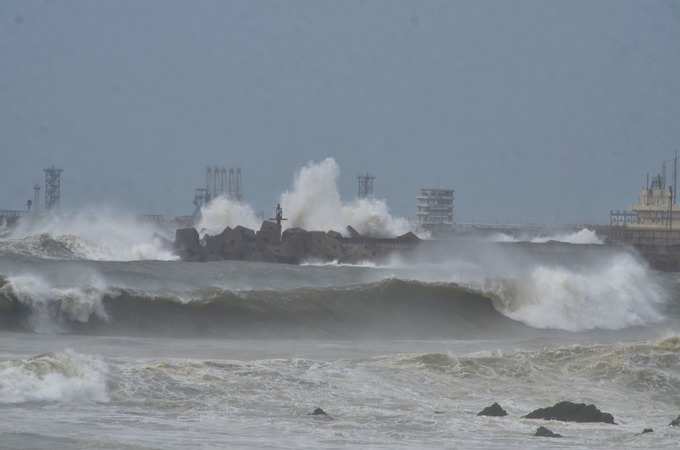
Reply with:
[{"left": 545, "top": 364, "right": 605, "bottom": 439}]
[{"left": 598, "top": 226, "right": 680, "bottom": 272}]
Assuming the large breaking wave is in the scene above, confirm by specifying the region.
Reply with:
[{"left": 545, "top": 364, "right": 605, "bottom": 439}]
[{"left": 0, "top": 252, "right": 667, "bottom": 337}]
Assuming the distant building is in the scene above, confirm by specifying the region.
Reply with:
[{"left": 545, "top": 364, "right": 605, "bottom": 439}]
[
  {"left": 610, "top": 158, "right": 680, "bottom": 230},
  {"left": 416, "top": 188, "right": 454, "bottom": 234},
  {"left": 634, "top": 174, "right": 679, "bottom": 228}
]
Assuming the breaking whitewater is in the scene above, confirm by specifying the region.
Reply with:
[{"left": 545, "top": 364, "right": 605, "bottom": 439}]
[{"left": 2, "top": 161, "right": 680, "bottom": 449}]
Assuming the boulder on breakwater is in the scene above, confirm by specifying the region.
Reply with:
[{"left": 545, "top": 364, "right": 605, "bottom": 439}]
[
  {"left": 174, "top": 221, "right": 421, "bottom": 264},
  {"left": 524, "top": 401, "right": 616, "bottom": 424},
  {"left": 477, "top": 402, "right": 508, "bottom": 417},
  {"left": 670, "top": 415, "right": 680, "bottom": 426},
  {"left": 174, "top": 228, "right": 201, "bottom": 259}
]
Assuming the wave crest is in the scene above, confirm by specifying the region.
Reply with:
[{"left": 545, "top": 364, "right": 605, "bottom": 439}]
[
  {"left": 481, "top": 253, "right": 666, "bottom": 331},
  {"left": 0, "top": 274, "right": 110, "bottom": 332},
  {"left": 489, "top": 228, "right": 603, "bottom": 245}
]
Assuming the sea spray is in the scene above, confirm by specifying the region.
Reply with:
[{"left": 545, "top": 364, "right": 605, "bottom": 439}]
[
  {"left": 196, "top": 195, "right": 260, "bottom": 235},
  {"left": 280, "top": 158, "right": 413, "bottom": 237},
  {"left": 1, "top": 273, "right": 110, "bottom": 332},
  {"left": 3, "top": 207, "right": 177, "bottom": 261},
  {"left": 370, "top": 245, "right": 667, "bottom": 331},
  {"left": 530, "top": 228, "right": 603, "bottom": 245},
  {"left": 483, "top": 253, "right": 666, "bottom": 331},
  {"left": 195, "top": 158, "right": 416, "bottom": 239},
  {"left": 488, "top": 228, "right": 603, "bottom": 245}
]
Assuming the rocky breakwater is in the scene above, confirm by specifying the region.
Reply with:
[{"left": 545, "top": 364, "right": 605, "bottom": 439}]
[{"left": 173, "top": 221, "right": 421, "bottom": 264}]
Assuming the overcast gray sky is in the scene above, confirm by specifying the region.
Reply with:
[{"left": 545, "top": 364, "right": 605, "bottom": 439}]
[{"left": 2, "top": 0, "right": 680, "bottom": 224}]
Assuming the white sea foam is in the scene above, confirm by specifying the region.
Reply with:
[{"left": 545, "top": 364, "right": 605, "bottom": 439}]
[
  {"left": 2, "top": 207, "right": 177, "bottom": 261},
  {"left": 530, "top": 228, "right": 603, "bottom": 244},
  {"left": 483, "top": 253, "right": 666, "bottom": 331},
  {"left": 0, "top": 350, "right": 109, "bottom": 404}
]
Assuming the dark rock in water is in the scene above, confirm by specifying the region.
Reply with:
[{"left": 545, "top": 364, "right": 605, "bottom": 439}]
[
  {"left": 174, "top": 228, "right": 201, "bottom": 259},
  {"left": 641, "top": 428, "right": 654, "bottom": 434},
  {"left": 310, "top": 407, "right": 327, "bottom": 416},
  {"left": 670, "top": 415, "right": 680, "bottom": 426},
  {"left": 524, "top": 401, "right": 615, "bottom": 424},
  {"left": 346, "top": 225, "right": 361, "bottom": 239},
  {"left": 534, "top": 426, "right": 562, "bottom": 438},
  {"left": 477, "top": 402, "right": 508, "bottom": 417}
]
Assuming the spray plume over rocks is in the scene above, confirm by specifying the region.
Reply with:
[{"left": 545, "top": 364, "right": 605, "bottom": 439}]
[
  {"left": 280, "top": 158, "right": 412, "bottom": 237},
  {"left": 197, "top": 158, "right": 414, "bottom": 239},
  {"left": 180, "top": 158, "right": 421, "bottom": 264},
  {"left": 197, "top": 196, "right": 260, "bottom": 235}
]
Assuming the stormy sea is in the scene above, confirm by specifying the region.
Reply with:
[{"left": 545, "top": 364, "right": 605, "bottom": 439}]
[{"left": 0, "top": 211, "right": 679, "bottom": 450}]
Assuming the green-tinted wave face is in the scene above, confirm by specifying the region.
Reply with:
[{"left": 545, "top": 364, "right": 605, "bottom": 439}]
[{"left": 0, "top": 276, "right": 531, "bottom": 338}]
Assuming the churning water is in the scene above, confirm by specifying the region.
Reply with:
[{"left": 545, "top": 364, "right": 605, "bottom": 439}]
[{"left": 0, "top": 213, "right": 679, "bottom": 449}]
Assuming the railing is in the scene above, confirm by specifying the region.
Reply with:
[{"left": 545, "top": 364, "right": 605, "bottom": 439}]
[
  {"left": 607, "top": 227, "right": 680, "bottom": 246},
  {"left": 610, "top": 210, "right": 639, "bottom": 227}
]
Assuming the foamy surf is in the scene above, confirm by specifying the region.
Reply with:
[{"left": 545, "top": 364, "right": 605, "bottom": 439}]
[{"left": 0, "top": 350, "right": 109, "bottom": 404}]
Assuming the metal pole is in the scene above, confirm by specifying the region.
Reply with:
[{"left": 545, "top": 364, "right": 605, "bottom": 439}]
[
  {"left": 671, "top": 187, "right": 674, "bottom": 232},
  {"left": 674, "top": 151, "right": 678, "bottom": 204}
]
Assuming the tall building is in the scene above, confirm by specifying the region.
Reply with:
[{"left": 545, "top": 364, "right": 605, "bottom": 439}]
[{"left": 416, "top": 188, "right": 454, "bottom": 234}]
